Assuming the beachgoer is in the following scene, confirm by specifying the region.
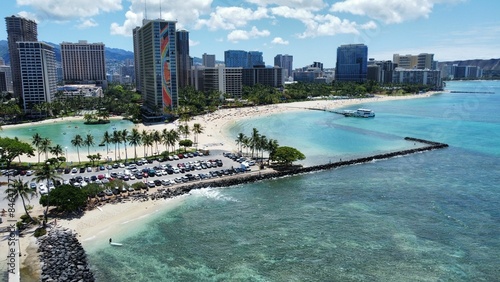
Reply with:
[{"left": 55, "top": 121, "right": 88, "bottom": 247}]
[{"left": 109, "top": 238, "right": 112, "bottom": 243}]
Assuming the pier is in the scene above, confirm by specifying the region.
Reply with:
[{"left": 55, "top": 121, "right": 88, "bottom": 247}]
[{"left": 450, "top": 90, "right": 494, "bottom": 94}]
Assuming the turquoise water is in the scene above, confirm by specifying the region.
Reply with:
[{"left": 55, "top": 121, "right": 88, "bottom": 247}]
[
  {"left": 1, "top": 118, "right": 134, "bottom": 156},
  {"left": 89, "top": 81, "right": 500, "bottom": 281}
]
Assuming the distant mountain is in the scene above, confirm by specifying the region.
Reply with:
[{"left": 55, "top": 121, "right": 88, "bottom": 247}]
[
  {"left": 0, "top": 40, "right": 134, "bottom": 64},
  {"left": 438, "top": 59, "right": 500, "bottom": 70}
]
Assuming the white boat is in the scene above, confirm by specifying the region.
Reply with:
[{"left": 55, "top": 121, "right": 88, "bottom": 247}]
[
  {"left": 343, "top": 108, "right": 375, "bottom": 118},
  {"left": 110, "top": 242, "right": 123, "bottom": 246}
]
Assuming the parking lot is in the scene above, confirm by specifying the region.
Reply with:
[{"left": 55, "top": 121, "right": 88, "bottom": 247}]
[{"left": 0, "top": 150, "right": 259, "bottom": 195}]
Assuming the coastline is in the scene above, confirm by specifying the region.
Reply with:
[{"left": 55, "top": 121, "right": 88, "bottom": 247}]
[{"left": 15, "top": 92, "right": 441, "bottom": 279}]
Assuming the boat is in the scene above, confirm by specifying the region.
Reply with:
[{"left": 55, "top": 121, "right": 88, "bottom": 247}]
[
  {"left": 110, "top": 242, "right": 123, "bottom": 246},
  {"left": 342, "top": 108, "right": 375, "bottom": 118}
]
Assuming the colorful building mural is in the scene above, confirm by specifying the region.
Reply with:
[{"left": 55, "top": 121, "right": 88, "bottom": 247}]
[{"left": 161, "top": 25, "right": 172, "bottom": 109}]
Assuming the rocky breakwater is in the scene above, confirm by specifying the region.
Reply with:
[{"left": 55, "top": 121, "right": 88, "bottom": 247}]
[{"left": 38, "top": 228, "right": 95, "bottom": 281}]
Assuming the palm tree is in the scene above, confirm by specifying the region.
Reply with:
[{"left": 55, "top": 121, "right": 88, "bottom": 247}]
[
  {"left": 167, "top": 129, "right": 180, "bottom": 154},
  {"left": 4, "top": 178, "right": 36, "bottom": 223},
  {"left": 242, "top": 136, "right": 251, "bottom": 156},
  {"left": 161, "top": 128, "right": 169, "bottom": 153},
  {"left": 121, "top": 129, "right": 129, "bottom": 162},
  {"left": 102, "top": 131, "right": 112, "bottom": 155},
  {"left": 235, "top": 133, "right": 246, "bottom": 153},
  {"left": 178, "top": 124, "right": 190, "bottom": 140},
  {"left": 39, "top": 138, "right": 52, "bottom": 161},
  {"left": 128, "top": 128, "right": 142, "bottom": 160},
  {"left": 257, "top": 135, "right": 268, "bottom": 164},
  {"left": 31, "top": 133, "right": 43, "bottom": 164},
  {"left": 192, "top": 123, "right": 204, "bottom": 148},
  {"left": 152, "top": 130, "right": 161, "bottom": 155},
  {"left": 266, "top": 138, "right": 279, "bottom": 164},
  {"left": 250, "top": 128, "right": 260, "bottom": 158},
  {"left": 141, "top": 130, "right": 149, "bottom": 157},
  {"left": 142, "top": 132, "right": 154, "bottom": 157},
  {"left": 33, "top": 162, "right": 63, "bottom": 227},
  {"left": 84, "top": 134, "right": 95, "bottom": 155},
  {"left": 112, "top": 130, "right": 121, "bottom": 161},
  {"left": 49, "top": 144, "right": 64, "bottom": 159},
  {"left": 71, "top": 134, "right": 84, "bottom": 164}
]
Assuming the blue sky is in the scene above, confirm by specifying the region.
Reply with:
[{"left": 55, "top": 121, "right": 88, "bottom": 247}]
[{"left": 1, "top": 0, "right": 499, "bottom": 68}]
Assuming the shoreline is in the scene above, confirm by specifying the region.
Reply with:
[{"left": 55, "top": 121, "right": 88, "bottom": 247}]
[{"left": 14, "top": 91, "right": 441, "bottom": 280}]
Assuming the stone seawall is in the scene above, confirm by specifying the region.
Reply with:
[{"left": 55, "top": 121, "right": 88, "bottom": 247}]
[
  {"left": 161, "top": 137, "right": 448, "bottom": 194},
  {"left": 38, "top": 228, "right": 94, "bottom": 282}
]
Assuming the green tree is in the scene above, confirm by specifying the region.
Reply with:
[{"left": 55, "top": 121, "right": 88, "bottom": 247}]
[
  {"left": 152, "top": 130, "right": 161, "bottom": 155},
  {"left": 235, "top": 133, "right": 246, "bottom": 153},
  {"left": 167, "top": 129, "right": 179, "bottom": 154},
  {"left": 250, "top": 128, "right": 260, "bottom": 158},
  {"left": 179, "top": 139, "right": 193, "bottom": 152},
  {"left": 87, "top": 153, "right": 102, "bottom": 167},
  {"left": 128, "top": 128, "right": 142, "bottom": 160},
  {"left": 31, "top": 133, "right": 43, "bottom": 164},
  {"left": 121, "top": 129, "right": 129, "bottom": 162},
  {"left": 49, "top": 144, "right": 64, "bottom": 159},
  {"left": 33, "top": 161, "right": 63, "bottom": 227},
  {"left": 102, "top": 131, "right": 112, "bottom": 157},
  {"left": 40, "top": 184, "right": 87, "bottom": 213},
  {"left": 4, "top": 178, "right": 36, "bottom": 223},
  {"left": 84, "top": 134, "right": 95, "bottom": 156},
  {"left": 71, "top": 134, "right": 84, "bottom": 164},
  {"left": 0, "top": 137, "right": 35, "bottom": 168},
  {"left": 112, "top": 130, "right": 121, "bottom": 161},
  {"left": 270, "top": 146, "right": 305, "bottom": 166},
  {"left": 192, "top": 123, "right": 204, "bottom": 148},
  {"left": 39, "top": 138, "right": 52, "bottom": 161}
]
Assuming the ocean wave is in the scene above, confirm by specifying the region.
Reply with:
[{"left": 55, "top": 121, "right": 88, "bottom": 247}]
[{"left": 189, "top": 187, "right": 239, "bottom": 202}]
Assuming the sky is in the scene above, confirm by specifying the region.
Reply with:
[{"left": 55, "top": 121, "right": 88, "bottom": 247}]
[{"left": 1, "top": 0, "right": 499, "bottom": 68}]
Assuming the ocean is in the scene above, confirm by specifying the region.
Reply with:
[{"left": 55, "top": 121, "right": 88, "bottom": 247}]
[{"left": 87, "top": 80, "right": 500, "bottom": 281}]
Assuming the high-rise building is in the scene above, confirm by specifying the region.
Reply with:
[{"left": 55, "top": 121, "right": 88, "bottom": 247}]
[
  {"left": 17, "top": 42, "right": 57, "bottom": 114},
  {"left": 5, "top": 15, "right": 38, "bottom": 98},
  {"left": 335, "top": 44, "right": 368, "bottom": 82},
  {"left": 202, "top": 53, "right": 216, "bottom": 67},
  {"left": 201, "top": 65, "right": 242, "bottom": 98},
  {"left": 0, "top": 63, "right": 13, "bottom": 93},
  {"left": 242, "top": 66, "right": 283, "bottom": 88},
  {"left": 176, "top": 30, "right": 190, "bottom": 89},
  {"left": 224, "top": 50, "right": 248, "bottom": 68},
  {"left": 60, "top": 40, "right": 106, "bottom": 84},
  {"left": 248, "top": 51, "right": 264, "bottom": 67},
  {"left": 392, "top": 68, "right": 442, "bottom": 89},
  {"left": 274, "top": 54, "right": 293, "bottom": 79},
  {"left": 393, "top": 53, "right": 434, "bottom": 70},
  {"left": 417, "top": 53, "right": 434, "bottom": 70},
  {"left": 134, "top": 19, "right": 178, "bottom": 115}
]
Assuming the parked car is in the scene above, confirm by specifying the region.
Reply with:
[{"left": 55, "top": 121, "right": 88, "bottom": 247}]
[{"left": 29, "top": 182, "right": 37, "bottom": 190}]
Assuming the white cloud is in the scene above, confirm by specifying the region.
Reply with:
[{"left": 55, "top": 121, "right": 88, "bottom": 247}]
[
  {"left": 77, "top": 19, "right": 98, "bottom": 29},
  {"left": 227, "top": 26, "right": 270, "bottom": 42},
  {"left": 110, "top": 0, "right": 213, "bottom": 36},
  {"left": 331, "top": 0, "right": 463, "bottom": 24},
  {"left": 16, "top": 11, "right": 40, "bottom": 23},
  {"left": 195, "top": 6, "right": 269, "bottom": 31},
  {"left": 246, "top": 0, "right": 327, "bottom": 11},
  {"left": 271, "top": 37, "right": 289, "bottom": 45},
  {"left": 189, "top": 39, "right": 200, "bottom": 47},
  {"left": 17, "top": 0, "right": 122, "bottom": 21}
]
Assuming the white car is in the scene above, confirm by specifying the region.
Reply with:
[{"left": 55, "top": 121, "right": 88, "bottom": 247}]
[
  {"left": 26, "top": 170, "right": 35, "bottom": 176},
  {"left": 39, "top": 183, "right": 48, "bottom": 195}
]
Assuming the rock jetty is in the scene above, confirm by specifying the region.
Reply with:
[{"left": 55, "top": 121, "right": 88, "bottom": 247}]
[
  {"left": 148, "top": 137, "right": 449, "bottom": 196},
  {"left": 38, "top": 228, "right": 94, "bottom": 282}
]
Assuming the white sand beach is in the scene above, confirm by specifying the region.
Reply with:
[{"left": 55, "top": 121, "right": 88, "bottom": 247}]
[{"left": 11, "top": 92, "right": 441, "bottom": 278}]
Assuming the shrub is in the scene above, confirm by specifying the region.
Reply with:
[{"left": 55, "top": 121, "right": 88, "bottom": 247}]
[{"left": 34, "top": 227, "right": 47, "bottom": 237}]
